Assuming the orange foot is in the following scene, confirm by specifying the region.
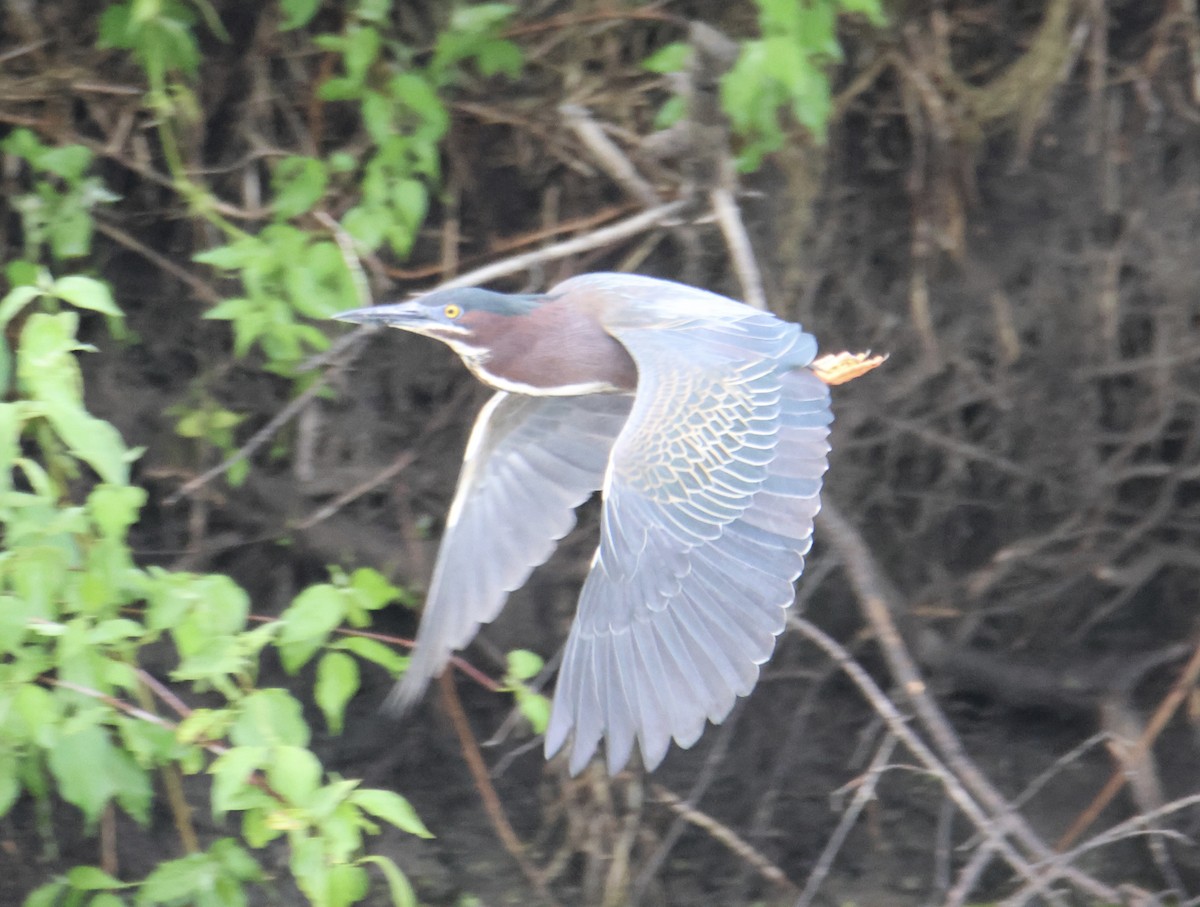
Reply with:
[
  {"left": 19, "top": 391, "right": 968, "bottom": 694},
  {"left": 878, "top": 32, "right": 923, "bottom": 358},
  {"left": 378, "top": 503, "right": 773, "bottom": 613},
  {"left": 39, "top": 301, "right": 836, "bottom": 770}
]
[{"left": 810, "top": 351, "right": 888, "bottom": 386}]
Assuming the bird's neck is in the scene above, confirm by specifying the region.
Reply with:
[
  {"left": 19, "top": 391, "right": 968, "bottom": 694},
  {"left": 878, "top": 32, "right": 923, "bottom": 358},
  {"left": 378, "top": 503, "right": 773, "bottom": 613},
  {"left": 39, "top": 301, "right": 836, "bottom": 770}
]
[{"left": 468, "top": 303, "right": 638, "bottom": 395}]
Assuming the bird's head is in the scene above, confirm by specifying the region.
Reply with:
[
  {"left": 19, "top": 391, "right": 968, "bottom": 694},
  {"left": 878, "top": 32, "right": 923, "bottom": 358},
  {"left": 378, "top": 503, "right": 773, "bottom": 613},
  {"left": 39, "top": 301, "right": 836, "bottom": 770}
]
[{"left": 333, "top": 287, "right": 544, "bottom": 359}]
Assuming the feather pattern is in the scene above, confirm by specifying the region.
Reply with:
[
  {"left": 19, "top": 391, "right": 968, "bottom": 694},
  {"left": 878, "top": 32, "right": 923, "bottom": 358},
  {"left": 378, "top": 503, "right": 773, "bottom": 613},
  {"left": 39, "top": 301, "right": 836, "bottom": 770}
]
[
  {"left": 345, "top": 273, "right": 834, "bottom": 775},
  {"left": 541, "top": 275, "right": 832, "bottom": 772},
  {"left": 387, "top": 392, "right": 632, "bottom": 711}
]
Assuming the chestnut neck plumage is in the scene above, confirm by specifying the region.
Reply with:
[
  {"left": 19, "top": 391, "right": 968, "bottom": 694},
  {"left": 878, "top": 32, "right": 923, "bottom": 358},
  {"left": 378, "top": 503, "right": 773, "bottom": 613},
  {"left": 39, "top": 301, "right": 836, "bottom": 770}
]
[{"left": 458, "top": 297, "right": 638, "bottom": 396}]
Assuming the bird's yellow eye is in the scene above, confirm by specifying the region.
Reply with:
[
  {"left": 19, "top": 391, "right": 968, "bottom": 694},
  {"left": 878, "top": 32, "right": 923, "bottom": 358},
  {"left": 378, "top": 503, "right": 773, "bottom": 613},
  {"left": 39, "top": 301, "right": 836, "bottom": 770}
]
[{"left": 443, "top": 303, "right": 462, "bottom": 319}]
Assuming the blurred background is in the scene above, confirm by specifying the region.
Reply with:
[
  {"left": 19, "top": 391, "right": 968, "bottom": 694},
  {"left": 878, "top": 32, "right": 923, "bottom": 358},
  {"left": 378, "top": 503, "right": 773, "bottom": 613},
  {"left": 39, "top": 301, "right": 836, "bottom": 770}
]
[{"left": 2, "top": 1, "right": 1199, "bottom": 904}]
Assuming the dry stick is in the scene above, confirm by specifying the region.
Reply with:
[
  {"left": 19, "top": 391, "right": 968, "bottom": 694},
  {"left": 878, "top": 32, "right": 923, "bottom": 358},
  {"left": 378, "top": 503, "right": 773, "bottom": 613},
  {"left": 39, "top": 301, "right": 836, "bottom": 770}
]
[
  {"left": 629, "top": 703, "right": 749, "bottom": 905},
  {"left": 709, "top": 183, "right": 767, "bottom": 310},
  {"left": 300, "top": 200, "right": 689, "bottom": 373},
  {"left": 945, "top": 732, "right": 1112, "bottom": 907},
  {"left": 1056, "top": 635, "right": 1200, "bottom": 851},
  {"left": 649, "top": 783, "right": 795, "bottom": 892},
  {"left": 793, "top": 732, "right": 901, "bottom": 907},
  {"left": 292, "top": 382, "right": 474, "bottom": 530},
  {"left": 562, "top": 104, "right": 662, "bottom": 208},
  {"left": 294, "top": 448, "right": 416, "bottom": 531},
  {"left": 817, "top": 500, "right": 1121, "bottom": 904},
  {"left": 436, "top": 673, "right": 561, "bottom": 907},
  {"left": 166, "top": 376, "right": 332, "bottom": 504},
  {"left": 435, "top": 200, "right": 687, "bottom": 290},
  {"left": 787, "top": 617, "right": 1065, "bottom": 906},
  {"left": 130, "top": 678, "right": 200, "bottom": 855},
  {"left": 1003, "top": 795, "right": 1200, "bottom": 907},
  {"left": 96, "top": 219, "right": 223, "bottom": 304}
]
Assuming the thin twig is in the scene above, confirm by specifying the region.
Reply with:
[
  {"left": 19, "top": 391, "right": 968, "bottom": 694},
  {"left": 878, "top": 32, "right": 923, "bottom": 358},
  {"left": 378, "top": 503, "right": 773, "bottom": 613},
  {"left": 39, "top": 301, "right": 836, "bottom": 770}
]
[
  {"left": 630, "top": 703, "right": 746, "bottom": 904},
  {"left": 817, "top": 499, "right": 1121, "bottom": 904},
  {"left": 650, "top": 783, "right": 796, "bottom": 892},
  {"left": 166, "top": 377, "right": 329, "bottom": 503},
  {"left": 96, "top": 219, "right": 222, "bottom": 304},
  {"left": 1057, "top": 635, "right": 1200, "bottom": 850},
  {"left": 709, "top": 183, "right": 767, "bottom": 310},
  {"left": 793, "top": 732, "right": 900, "bottom": 907},
  {"left": 562, "top": 104, "right": 662, "bottom": 208},
  {"left": 301, "top": 200, "right": 688, "bottom": 374},
  {"left": 788, "top": 617, "right": 1064, "bottom": 903},
  {"left": 436, "top": 673, "right": 561, "bottom": 907}
]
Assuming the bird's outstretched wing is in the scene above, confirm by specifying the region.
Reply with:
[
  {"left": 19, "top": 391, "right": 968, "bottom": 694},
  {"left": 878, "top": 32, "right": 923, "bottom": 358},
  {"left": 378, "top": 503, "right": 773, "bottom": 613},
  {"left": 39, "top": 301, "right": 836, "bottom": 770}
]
[
  {"left": 388, "top": 392, "right": 632, "bottom": 711},
  {"left": 544, "top": 293, "right": 832, "bottom": 773}
]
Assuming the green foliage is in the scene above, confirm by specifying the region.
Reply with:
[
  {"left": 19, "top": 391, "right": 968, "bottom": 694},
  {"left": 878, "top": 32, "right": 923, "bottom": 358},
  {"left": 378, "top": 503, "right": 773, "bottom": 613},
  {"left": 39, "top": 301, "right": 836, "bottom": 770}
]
[
  {"left": 1, "top": 129, "right": 119, "bottom": 262},
  {"left": 646, "top": 0, "right": 885, "bottom": 171},
  {"left": 504, "top": 649, "right": 551, "bottom": 734},
  {"left": 729, "top": 0, "right": 885, "bottom": 167},
  {"left": 196, "top": 224, "right": 356, "bottom": 374},
  {"left": 191, "top": 2, "right": 523, "bottom": 373},
  {"left": 169, "top": 397, "right": 249, "bottom": 486},
  {"left": 0, "top": 281, "right": 431, "bottom": 905},
  {"left": 98, "top": 0, "right": 206, "bottom": 87},
  {"left": 3, "top": 6, "right": 541, "bottom": 904}
]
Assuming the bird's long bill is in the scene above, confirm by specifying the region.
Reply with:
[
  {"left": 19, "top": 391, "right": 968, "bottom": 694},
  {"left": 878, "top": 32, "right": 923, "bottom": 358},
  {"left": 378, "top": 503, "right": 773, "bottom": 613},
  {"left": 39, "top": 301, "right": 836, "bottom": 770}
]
[{"left": 332, "top": 302, "right": 427, "bottom": 326}]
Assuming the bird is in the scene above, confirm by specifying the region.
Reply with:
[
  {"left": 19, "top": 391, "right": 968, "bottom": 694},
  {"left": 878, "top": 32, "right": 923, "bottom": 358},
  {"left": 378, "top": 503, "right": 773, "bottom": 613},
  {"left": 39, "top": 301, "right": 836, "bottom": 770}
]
[{"left": 333, "top": 273, "right": 882, "bottom": 774}]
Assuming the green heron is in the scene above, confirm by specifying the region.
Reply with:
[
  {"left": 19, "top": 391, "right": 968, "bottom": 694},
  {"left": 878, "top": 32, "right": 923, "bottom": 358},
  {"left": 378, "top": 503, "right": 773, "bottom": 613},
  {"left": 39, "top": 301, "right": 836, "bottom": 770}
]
[{"left": 334, "top": 273, "right": 879, "bottom": 774}]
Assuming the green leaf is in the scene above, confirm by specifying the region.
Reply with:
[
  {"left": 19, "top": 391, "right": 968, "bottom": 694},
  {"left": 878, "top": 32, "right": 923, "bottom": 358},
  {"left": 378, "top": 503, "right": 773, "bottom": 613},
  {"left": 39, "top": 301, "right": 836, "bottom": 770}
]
[
  {"left": 0, "top": 285, "right": 43, "bottom": 327},
  {"left": 84, "top": 894, "right": 125, "bottom": 907},
  {"left": 391, "top": 179, "right": 427, "bottom": 233},
  {"left": 42, "top": 400, "right": 132, "bottom": 486},
  {"left": 266, "top": 745, "right": 323, "bottom": 806},
  {"left": 653, "top": 94, "right": 687, "bottom": 131},
  {"left": 278, "top": 584, "right": 346, "bottom": 673},
  {"left": 2, "top": 127, "right": 45, "bottom": 161},
  {"left": 449, "top": 2, "right": 515, "bottom": 32},
  {"left": 315, "top": 651, "right": 359, "bottom": 734},
  {"left": 839, "top": 0, "right": 887, "bottom": 25},
  {"left": 348, "top": 567, "right": 404, "bottom": 609},
  {"left": 51, "top": 276, "right": 122, "bottom": 317},
  {"left": 272, "top": 156, "right": 328, "bottom": 220},
  {"left": 210, "top": 838, "right": 263, "bottom": 881},
  {"left": 359, "top": 855, "right": 417, "bottom": 907},
  {"left": 209, "top": 746, "right": 268, "bottom": 817},
  {"left": 47, "top": 722, "right": 118, "bottom": 824},
  {"left": 0, "top": 754, "right": 19, "bottom": 816},
  {"left": 280, "top": 0, "right": 321, "bottom": 29},
  {"left": 341, "top": 24, "right": 381, "bottom": 84},
  {"left": 37, "top": 145, "right": 93, "bottom": 182},
  {"left": 505, "top": 649, "right": 543, "bottom": 681},
  {"left": 643, "top": 41, "right": 690, "bottom": 73},
  {"left": 18, "top": 311, "right": 86, "bottom": 411},
  {"left": 140, "top": 854, "right": 210, "bottom": 904},
  {"left": 361, "top": 90, "right": 395, "bottom": 144},
  {"left": 88, "top": 484, "right": 146, "bottom": 538},
  {"left": 476, "top": 40, "right": 523, "bottom": 78},
  {"left": 340, "top": 205, "right": 388, "bottom": 250},
  {"left": 230, "top": 689, "right": 310, "bottom": 747},
  {"left": 333, "top": 636, "right": 406, "bottom": 675},
  {"left": 65, "top": 866, "right": 122, "bottom": 891},
  {"left": 193, "top": 243, "right": 249, "bottom": 269},
  {"left": 22, "top": 881, "right": 67, "bottom": 907},
  {"left": 515, "top": 689, "right": 550, "bottom": 734},
  {"left": 0, "top": 403, "right": 21, "bottom": 491},
  {"left": 349, "top": 789, "right": 432, "bottom": 838}
]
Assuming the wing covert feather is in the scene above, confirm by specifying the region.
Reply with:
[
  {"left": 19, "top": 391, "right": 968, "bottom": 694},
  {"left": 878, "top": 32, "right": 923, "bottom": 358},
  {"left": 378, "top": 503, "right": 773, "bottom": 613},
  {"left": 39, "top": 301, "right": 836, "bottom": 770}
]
[{"left": 545, "top": 302, "right": 832, "bottom": 772}]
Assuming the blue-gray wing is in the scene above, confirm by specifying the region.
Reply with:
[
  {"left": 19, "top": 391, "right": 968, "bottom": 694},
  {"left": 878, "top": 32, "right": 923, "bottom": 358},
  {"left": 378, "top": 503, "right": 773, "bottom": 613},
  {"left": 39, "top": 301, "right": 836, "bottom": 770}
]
[
  {"left": 544, "top": 305, "right": 832, "bottom": 773},
  {"left": 387, "top": 392, "right": 632, "bottom": 711}
]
